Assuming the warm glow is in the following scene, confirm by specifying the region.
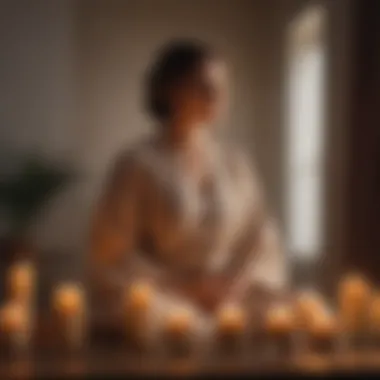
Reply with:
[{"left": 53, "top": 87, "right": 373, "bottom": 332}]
[
  {"left": 216, "top": 304, "right": 246, "bottom": 334},
  {"left": 0, "top": 302, "right": 27, "bottom": 332},
  {"left": 310, "top": 308, "right": 337, "bottom": 337},
  {"left": 7, "top": 261, "right": 35, "bottom": 299},
  {"left": 265, "top": 304, "right": 294, "bottom": 334},
  {"left": 165, "top": 308, "right": 193, "bottom": 335},
  {"left": 294, "top": 290, "right": 328, "bottom": 329},
  {"left": 53, "top": 283, "right": 84, "bottom": 316},
  {"left": 338, "top": 274, "right": 371, "bottom": 325},
  {"left": 126, "top": 281, "right": 154, "bottom": 311}
]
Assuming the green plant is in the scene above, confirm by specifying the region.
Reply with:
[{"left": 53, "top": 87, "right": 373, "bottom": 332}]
[{"left": 0, "top": 154, "right": 76, "bottom": 238}]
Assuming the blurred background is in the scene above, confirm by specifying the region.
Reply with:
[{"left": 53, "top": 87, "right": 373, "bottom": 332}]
[{"left": 0, "top": 0, "right": 379, "bottom": 305}]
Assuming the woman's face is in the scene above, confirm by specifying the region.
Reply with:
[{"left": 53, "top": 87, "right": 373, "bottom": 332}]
[{"left": 171, "top": 59, "right": 228, "bottom": 126}]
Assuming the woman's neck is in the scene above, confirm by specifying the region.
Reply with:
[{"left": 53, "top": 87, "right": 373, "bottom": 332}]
[{"left": 163, "top": 119, "right": 209, "bottom": 152}]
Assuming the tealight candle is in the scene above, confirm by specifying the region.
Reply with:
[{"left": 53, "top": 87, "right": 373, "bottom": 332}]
[
  {"left": 7, "top": 261, "right": 36, "bottom": 303},
  {"left": 0, "top": 302, "right": 31, "bottom": 350},
  {"left": 52, "top": 283, "right": 86, "bottom": 349}
]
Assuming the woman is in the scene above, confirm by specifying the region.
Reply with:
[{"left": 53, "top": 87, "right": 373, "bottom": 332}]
[{"left": 89, "top": 39, "right": 288, "bottom": 334}]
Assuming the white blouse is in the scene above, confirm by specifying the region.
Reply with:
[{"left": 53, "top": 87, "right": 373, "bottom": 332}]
[{"left": 89, "top": 130, "right": 288, "bottom": 334}]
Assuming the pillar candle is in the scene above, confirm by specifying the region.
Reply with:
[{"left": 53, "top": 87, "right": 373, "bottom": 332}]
[
  {"left": 0, "top": 301, "right": 31, "bottom": 351},
  {"left": 7, "top": 261, "right": 36, "bottom": 304},
  {"left": 52, "top": 283, "right": 86, "bottom": 349},
  {"left": 338, "top": 274, "right": 371, "bottom": 332},
  {"left": 265, "top": 304, "right": 294, "bottom": 335},
  {"left": 216, "top": 304, "right": 246, "bottom": 337}
]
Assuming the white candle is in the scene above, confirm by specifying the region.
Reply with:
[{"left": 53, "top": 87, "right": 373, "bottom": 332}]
[
  {"left": 52, "top": 283, "right": 86, "bottom": 349},
  {"left": 0, "top": 301, "right": 31, "bottom": 350},
  {"left": 7, "top": 261, "right": 36, "bottom": 303}
]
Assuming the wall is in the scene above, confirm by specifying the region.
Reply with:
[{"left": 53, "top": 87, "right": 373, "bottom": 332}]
[
  {"left": 347, "top": 0, "right": 380, "bottom": 284},
  {"left": 0, "top": 0, "right": 270, "bottom": 277}
]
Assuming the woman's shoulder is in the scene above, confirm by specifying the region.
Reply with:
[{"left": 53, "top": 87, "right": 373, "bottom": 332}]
[
  {"left": 112, "top": 136, "right": 159, "bottom": 172},
  {"left": 105, "top": 137, "right": 158, "bottom": 186}
]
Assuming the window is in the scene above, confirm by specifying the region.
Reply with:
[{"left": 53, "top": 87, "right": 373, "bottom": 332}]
[{"left": 285, "top": 5, "right": 327, "bottom": 260}]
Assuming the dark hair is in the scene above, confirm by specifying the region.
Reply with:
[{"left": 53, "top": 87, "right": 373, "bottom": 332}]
[{"left": 145, "top": 39, "right": 215, "bottom": 121}]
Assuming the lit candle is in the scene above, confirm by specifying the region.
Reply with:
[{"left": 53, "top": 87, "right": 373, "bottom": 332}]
[
  {"left": 265, "top": 304, "right": 294, "bottom": 336},
  {"left": 294, "top": 290, "right": 327, "bottom": 331},
  {"left": 310, "top": 309, "right": 337, "bottom": 339},
  {"left": 124, "top": 280, "right": 162, "bottom": 351},
  {"left": 263, "top": 303, "right": 295, "bottom": 356},
  {"left": 52, "top": 283, "right": 86, "bottom": 349},
  {"left": 338, "top": 273, "right": 371, "bottom": 332},
  {"left": 0, "top": 302, "right": 31, "bottom": 350},
  {"left": 163, "top": 308, "right": 195, "bottom": 355},
  {"left": 165, "top": 308, "right": 193, "bottom": 338},
  {"left": 125, "top": 280, "right": 153, "bottom": 313},
  {"left": 216, "top": 304, "right": 246, "bottom": 337},
  {"left": 7, "top": 261, "right": 36, "bottom": 303}
]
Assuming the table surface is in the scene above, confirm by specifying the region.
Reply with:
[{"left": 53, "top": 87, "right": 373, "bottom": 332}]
[
  {"left": 2, "top": 317, "right": 380, "bottom": 378},
  {"left": 2, "top": 348, "right": 380, "bottom": 378}
]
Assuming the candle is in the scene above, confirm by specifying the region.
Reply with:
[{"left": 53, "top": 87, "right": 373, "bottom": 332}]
[
  {"left": 310, "top": 309, "right": 337, "bottom": 339},
  {"left": 165, "top": 308, "right": 193, "bottom": 336},
  {"left": 0, "top": 302, "right": 31, "bottom": 350},
  {"left": 7, "top": 261, "right": 36, "bottom": 303},
  {"left": 164, "top": 308, "right": 195, "bottom": 355},
  {"left": 52, "top": 283, "right": 86, "bottom": 349},
  {"left": 338, "top": 273, "right": 371, "bottom": 331},
  {"left": 53, "top": 283, "right": 84, "bottom": 316},
  {"left": 265, "top": 304, "right": 294, "bottom": 335},
  {"left": 216, "top": 304, "right": 246, "bottom": 336},
  {"left": 294, "top": 290, "right": 327, "bottom": 331},
  {"left": 126, "top": 280, "right": 153, "bottom": 313}
]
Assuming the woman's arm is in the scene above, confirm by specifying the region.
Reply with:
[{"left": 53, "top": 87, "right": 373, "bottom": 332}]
[{"left": 89, "top": 152, "right": 144, "bottom": 330}]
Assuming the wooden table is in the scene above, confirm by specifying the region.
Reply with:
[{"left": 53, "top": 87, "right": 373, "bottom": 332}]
[
  {"left": 2, "top": 348, "right": 380, "bottom": 378},
  {"left": 1, "top": 317, "right": 380, "bottom": 378}
]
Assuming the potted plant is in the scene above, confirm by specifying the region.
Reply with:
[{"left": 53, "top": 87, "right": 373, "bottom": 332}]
[{"left": 0, "top": 154, "right": 75, "bottom": 265}]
